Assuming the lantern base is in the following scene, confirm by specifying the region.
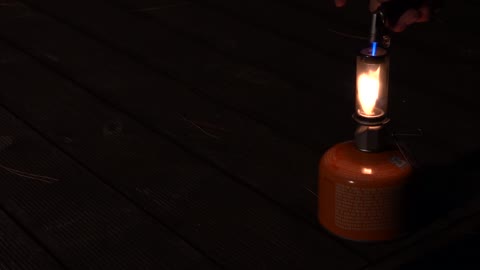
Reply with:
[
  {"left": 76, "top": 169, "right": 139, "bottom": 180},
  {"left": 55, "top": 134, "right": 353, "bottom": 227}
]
[
  {"left": 354, "top": 124, "right": 388, "bottom": 152},
  {"left": 353, "top": 112, "right": 389, "bottom": 126},
  {"left": 318, "top": 141, "right": 412, "bottom": 242}
]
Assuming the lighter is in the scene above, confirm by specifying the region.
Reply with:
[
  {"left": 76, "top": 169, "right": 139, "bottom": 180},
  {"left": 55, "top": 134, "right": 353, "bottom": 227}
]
[
  {"left": 370, "top": 10, "right": 390, "bottom": 50},
  {"left": 372, "top": 0, "right": 431, "bottom": 48}
]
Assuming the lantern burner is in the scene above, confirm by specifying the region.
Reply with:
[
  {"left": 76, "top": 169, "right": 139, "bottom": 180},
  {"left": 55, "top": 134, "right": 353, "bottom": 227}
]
[{"left": 354, "top": 45, "right": 390, "bottom": 152}]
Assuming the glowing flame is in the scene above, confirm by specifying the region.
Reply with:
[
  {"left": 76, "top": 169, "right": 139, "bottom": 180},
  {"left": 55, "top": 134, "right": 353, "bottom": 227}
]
[{"left": 357, "top": 66, "right": 380, "bottom": 116}]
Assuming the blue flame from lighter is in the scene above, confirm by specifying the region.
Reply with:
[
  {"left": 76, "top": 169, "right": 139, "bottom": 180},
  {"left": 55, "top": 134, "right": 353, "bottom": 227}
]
[{"left": 371, "top": 42, "right": 377, "bottom": 56}]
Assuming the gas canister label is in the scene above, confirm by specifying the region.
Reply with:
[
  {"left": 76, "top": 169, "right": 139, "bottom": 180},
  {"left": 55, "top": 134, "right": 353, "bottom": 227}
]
[{"left": 334, "top": 184, "right": 403, "bottom": 231}]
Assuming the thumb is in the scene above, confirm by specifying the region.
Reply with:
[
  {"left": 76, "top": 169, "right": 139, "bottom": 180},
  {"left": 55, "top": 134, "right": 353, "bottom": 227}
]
[
  {"left": 369, "top": 0, "right": 391, "bottom": 12},
  {"left": 335, "top": 0, "right": 346, "bottom": 7},
  {"left": 392, "top": 9, "right": 420, "bottom": 32},
  {"left": 416, "top": 4, "right": 431, "bottom": 22}
]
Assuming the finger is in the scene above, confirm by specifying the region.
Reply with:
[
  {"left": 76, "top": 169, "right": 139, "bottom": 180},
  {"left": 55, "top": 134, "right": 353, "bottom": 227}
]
[
  {"left": 369, "top": 0, "right": 390, "bottom": 12},
  {"left": 416, "top": 4, "right": 431, "bottom": 22},
  {"left": 391, "top": 9, "right": 420, "bottom": 32},
  {"left": 335, "top": 0, "right": 346, "bottom": 7}
]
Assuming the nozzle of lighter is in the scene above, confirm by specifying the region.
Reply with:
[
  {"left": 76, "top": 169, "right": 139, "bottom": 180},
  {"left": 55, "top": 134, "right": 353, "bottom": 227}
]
[
  {"left": 369, "top": 12, "right": 379, "bottom": 44},
  {"left": 369, "top": 12, "right": 379, "bottom": 55},
  {"left": 369, "top": 10, "right": 390, "bottom": 49}
]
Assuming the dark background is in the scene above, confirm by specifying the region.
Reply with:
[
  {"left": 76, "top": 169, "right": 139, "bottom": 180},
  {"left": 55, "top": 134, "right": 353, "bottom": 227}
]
[{"left": 0, "top": 0, "right": 479, "bottom": 269}]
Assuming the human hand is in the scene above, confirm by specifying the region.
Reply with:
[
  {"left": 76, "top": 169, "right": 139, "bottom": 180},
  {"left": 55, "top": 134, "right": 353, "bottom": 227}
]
[{"left": 334, "top": 0, "right": 432, "bottom": 32}]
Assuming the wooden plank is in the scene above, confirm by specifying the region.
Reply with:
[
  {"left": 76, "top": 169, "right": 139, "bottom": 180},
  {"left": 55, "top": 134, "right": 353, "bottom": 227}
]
[
  {"left": 0, "top": 209, "right": 64, "bottom": 270},
  {"left": 366, "top": 195, "right": 480, "bottom": 269},
  {"left": 4, "top": 0, "right": 480, "bottom": 262},
  {"left": 117, "top": 0, "right": 358, "bottom": 97},
  {"left": 0, "top": 115, "right": 218, "bottom": 269},
  {"left": 0, "top": 40, "right": 367, "bottom": 269},
  {"left": 2, "top": 0, "right": 344, "bottom": 222},
  {"left": 0, "top": 46, "right": 218, "bottom": 269},
  {"left": 15, "top": 0, "right": 357, "bottom": 152}
]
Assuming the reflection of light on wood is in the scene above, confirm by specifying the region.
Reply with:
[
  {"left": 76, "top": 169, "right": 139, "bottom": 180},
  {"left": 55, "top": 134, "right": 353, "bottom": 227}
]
[
  {"left": 362, "top": 168, "right": 373, "bottom": 175},
  {"left": 0, "top": 164, "right": 60, "bottom": 184},
  {"left": 357, "top": 67, "right": 380, "bottom": 116}
]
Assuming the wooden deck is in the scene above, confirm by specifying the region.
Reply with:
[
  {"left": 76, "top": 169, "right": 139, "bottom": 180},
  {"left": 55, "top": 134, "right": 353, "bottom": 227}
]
[{"left": 0, "top": 0, "right": 479, "bottom": 269}]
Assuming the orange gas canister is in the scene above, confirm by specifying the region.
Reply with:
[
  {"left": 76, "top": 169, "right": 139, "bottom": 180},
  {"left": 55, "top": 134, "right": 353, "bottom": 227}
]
[{"left": 318, "top": 141, "right": 412, "bottom": 242}]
